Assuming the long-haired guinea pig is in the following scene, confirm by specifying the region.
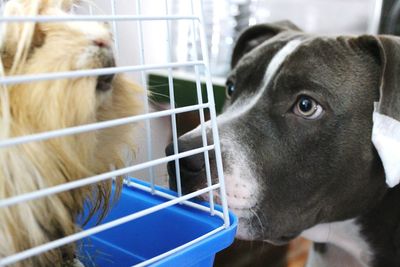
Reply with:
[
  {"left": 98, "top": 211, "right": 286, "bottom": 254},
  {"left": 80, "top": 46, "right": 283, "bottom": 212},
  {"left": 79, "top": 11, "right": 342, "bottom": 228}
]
[{"left": 0, "top": 0, "right": 143, "bottom": 266}]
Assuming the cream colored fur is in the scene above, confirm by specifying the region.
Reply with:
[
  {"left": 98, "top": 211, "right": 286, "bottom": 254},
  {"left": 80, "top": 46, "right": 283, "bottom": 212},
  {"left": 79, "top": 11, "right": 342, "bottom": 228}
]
[{"left": 0, "top": 0, "right": 143, "bottom": 266}]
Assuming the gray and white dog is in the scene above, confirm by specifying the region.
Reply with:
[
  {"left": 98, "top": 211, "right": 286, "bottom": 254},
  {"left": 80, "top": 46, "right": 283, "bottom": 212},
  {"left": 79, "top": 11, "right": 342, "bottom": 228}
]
[{"left": 166, "top": 21, "right": 400, "bottom": 267}]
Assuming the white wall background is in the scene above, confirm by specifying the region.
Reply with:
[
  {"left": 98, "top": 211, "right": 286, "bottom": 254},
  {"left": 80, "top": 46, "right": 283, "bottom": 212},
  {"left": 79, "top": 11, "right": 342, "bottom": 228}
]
[
  {"left": 93, "top": 0, "right": 378, "bottom": 66},
  {"left": 252, "top": 0, "right": 377, "bottom": 35}
]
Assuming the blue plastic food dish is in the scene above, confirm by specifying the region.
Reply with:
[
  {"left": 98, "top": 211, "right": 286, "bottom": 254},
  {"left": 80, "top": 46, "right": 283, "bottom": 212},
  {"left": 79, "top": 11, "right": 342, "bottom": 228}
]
[{"left": 78, "top": 178, "right": 237, "bottom": 267}]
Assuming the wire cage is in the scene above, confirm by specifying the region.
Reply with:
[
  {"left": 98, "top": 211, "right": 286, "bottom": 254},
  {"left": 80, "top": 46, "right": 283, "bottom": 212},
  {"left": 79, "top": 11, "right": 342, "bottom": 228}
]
[{"left": 0, "top": 0, "right": 236, "bottom": 266}]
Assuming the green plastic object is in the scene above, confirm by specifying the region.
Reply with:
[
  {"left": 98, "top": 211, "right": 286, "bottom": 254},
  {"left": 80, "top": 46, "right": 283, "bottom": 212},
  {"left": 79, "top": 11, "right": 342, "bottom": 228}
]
[{"left": 148, "top": 71, "right": 226, "bottom": 114}]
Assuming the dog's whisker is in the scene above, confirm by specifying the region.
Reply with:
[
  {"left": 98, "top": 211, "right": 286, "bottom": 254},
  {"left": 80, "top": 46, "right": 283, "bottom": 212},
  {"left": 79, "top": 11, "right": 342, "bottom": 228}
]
[
  {"left": 149, "top": 90, "right": 170, "bottom": 99},
  {"left": 249, "top": 208, "right": 265, "bottom": 240}
]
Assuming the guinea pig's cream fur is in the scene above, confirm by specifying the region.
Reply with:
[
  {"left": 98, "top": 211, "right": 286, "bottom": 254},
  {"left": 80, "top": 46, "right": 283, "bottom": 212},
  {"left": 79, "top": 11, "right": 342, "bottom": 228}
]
[{"left": 0, "top": 0, "right": 143, "bottom": 266}]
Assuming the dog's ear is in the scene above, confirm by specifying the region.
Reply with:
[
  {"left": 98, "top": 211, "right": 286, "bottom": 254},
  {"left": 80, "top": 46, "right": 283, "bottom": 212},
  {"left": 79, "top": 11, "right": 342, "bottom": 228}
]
[
  {"left": 362, "top": 35, "right": 400, "bottom": 187},
  {"left": 231, "top": 21, "right": 301, "bottom": 68}
]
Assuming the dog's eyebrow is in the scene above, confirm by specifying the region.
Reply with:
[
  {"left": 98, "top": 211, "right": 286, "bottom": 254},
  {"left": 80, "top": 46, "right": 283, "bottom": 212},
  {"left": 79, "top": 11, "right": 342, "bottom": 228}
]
[
  {"left": 261, "top": 39, "right": 302, "bottom": 90},
  {"left": 218, "top": 39, "right": 303, "bottom": 123}
]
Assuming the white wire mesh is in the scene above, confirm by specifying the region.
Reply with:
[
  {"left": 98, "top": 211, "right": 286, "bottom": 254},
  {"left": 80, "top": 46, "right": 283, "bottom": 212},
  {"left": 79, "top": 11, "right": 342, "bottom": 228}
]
[{"left": 0, "top": 0, "right": 230, "bottom": 266}]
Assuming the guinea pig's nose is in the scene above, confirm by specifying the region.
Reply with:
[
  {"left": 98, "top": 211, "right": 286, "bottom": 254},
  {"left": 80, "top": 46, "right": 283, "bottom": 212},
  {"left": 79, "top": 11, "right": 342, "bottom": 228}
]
[{"left": 93, "top": 38, "right": 111, "bottom": 48}]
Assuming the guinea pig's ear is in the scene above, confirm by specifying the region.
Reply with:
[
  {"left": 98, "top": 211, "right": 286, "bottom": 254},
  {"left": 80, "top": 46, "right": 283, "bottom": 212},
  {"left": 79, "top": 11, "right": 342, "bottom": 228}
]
[
  {"left": 369, "top": 35, "right": 400, "bottom": 188},
  {"left": 60, "top": 0, "right": 77, "bottom": 11},
  {"left": 231, "top": 20, "right": 302, "bottom": 68},
  {"left": 1, "top": 0, "right": 43, "bottom": 71}
]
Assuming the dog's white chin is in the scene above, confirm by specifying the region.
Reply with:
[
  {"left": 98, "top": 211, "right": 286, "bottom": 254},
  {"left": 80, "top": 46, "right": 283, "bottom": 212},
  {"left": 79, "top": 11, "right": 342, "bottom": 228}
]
[
  {"left": 235, "top": 220, "right": 257, "bottom": 240},
  {"left": 199, "top": 192, "right": 260, "bottom": 241}
]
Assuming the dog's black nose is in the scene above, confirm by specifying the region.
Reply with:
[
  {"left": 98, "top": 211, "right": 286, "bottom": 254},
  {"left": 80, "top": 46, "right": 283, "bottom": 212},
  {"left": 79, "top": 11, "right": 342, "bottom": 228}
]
[
  {"left": 166, "top": 139, "right": 205, "bottom": 191},
  {"left": 166, "top": 140, "right": 205, "bottom": 173}
]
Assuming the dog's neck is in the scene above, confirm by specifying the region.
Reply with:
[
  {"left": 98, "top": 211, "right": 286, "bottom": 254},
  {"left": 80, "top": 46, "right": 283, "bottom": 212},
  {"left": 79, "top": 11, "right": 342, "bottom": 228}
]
[{"left": 301, "top": 186, "right": 400, "bottom": 267}]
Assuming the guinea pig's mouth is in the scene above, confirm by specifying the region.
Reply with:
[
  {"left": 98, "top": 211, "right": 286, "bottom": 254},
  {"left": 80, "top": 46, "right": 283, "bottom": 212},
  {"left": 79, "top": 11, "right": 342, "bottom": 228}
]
[{"left": 96, "top": 74, "right": 115, "bottom": 92}]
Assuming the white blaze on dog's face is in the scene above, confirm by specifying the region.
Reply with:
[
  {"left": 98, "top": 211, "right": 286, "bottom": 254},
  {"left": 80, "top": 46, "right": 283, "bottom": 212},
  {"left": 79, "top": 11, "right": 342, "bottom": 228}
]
[
  {"left": 173, "top": 38, "right": 309, "bottom": 241},
  {"left": 216, "top": 39, "right": 303, "bottom": 239}
]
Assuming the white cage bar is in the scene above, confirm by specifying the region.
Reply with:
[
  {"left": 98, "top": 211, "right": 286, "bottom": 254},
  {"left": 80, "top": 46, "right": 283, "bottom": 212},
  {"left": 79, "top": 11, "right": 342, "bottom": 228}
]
[
  {"left": 135, "top": 0, "right": 156, "bottom": 193},
  {"left": 0, "top": 0, "right": 231, "bottom": 266}
]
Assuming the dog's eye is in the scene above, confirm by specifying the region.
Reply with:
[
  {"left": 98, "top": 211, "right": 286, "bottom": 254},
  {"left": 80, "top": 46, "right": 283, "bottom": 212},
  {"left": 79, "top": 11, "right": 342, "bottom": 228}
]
[
  {"left": 225, "top": 81, "right": 235, "bottom": 99},
  {"left": 293, "top": 95, "right": 323, "bottom": 119}
]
